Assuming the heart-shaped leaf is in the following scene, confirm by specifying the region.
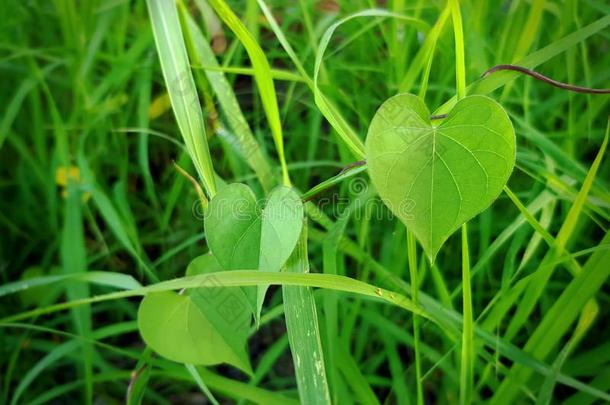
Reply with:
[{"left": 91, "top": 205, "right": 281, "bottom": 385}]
[
  {"left": 366, "top": 94, "right": 515, "bottom": 261},
  {"left": 205, "top": 183, "right": 261, "bottom": 271},
  {"left": 137, "top": 291, "right": 252, "bottom": 373},
  {"left": 205, "top": 183, "right": 304, "bottom": 320},
  {"left": 256, "top": 186, "right": 304, "bottom": 318},
  {"left": 205, "top": 183, "right": 260, "bottom": 313},
  {"left": 186, "top": 252, "right": 254, "bottom": 328},
  {"left": 138, "top": 253, "right": 253, "bottom": 374}
]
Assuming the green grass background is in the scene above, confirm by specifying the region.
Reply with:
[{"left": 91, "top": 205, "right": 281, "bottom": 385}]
[{"left": 1, "top": 0, "right": 609, "bottom": 403}]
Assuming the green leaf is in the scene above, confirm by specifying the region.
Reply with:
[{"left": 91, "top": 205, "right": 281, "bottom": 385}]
[
  {"left": 205, "top": 184, "right": 303, "bottom": 319},
  {"left": 186, "top": 252, "right": 224, "bottom": 275},
  {"left": 138, "top": 289, "right": 252, "bottom": 375},
  {"left": 187, "top": 254, "right": 253, "bottom": 374},
  {"left": 257, "top": 186, "right": 304, "bottom": 317},
  {"left": 18, "top": 267, "right": 62, "bottom": 307},
  {"left": 365, "top": 93, "right": 515, "bottom": 261},
  {"left": 205, "top": 183, "right": 261, "bottom": 271},
  {"left": 139, "top": 253, "right": 252, "bottom": 375},
  {"left": 313, "top": 9, "right": 429, "bottom": 159},
  {"left": 187, "top": 252, "right": 256, "bottom": 318}
]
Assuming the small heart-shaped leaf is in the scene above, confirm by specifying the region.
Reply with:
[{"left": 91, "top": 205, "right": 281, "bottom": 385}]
[
  {"left": 186, "top": 252, "right": 255, "bottom": 319},
  {"left": 204, "top": 183, "right": 304, "bottom": 320},
  {"left": 366, "top": 94, "right": 515, "bottom": 261},
  {"left": 138, "top": 253, "right": 253, "bottom": 374},
  {"left": 256, "top": 186, "right": 304, "bottom": 318},
  {"left": 205, "top": 183, "right": 261, "bottom": 271}
]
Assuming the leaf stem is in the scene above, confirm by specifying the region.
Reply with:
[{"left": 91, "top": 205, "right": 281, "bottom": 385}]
[
  {"left": 407, "top": 230, "right": 424, "bottom": 405},
  {"left": 301, "top": 164, "right": 366, "bottom": 202},
  {"left": 460, "top": 224, "right": 474, "bottom": 405}
]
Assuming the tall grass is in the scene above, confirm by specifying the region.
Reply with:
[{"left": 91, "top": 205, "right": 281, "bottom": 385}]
[{"left": 1, "top": 0, "right": 609, "bottom": 404}]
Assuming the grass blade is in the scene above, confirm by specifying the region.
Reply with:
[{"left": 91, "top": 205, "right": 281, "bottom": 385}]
[
  {"left": 146, "top": 0, "right": 217, "bottom": 196},
  {"left": 504, "top": 120, "right": 608, "bottom": 340},
  {"left": 57, "top": 183, "right": 93, "bottom": 405},
  {"left": 336, "top": 345, "right": 380, "bottom": 405},
  {"left": 491, "top": 229, "right": 610, "bottom": 403},
  {"left": 283, "top": 224, "right": 331, "bottom": 403},
  {"left": 185, "top": 365, "right": 220, "bottom": 405},
  {"left": 205, "top": 0, "right": 290, "bottom": 185},
  {"left": 180, "top": 7, "right": 275, "bottom": 191},
  {"left": 0, "top": 272, "right": 141, "bottom": 298},
  {"left": 0, "top": 270, "right": 427, "bottom": 324},
  {"left": 535, "top": 299, "right": 598, "bottom": 405}
]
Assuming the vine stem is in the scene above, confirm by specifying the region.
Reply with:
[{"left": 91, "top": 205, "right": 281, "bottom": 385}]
[{"left": 482, "top": 64, "right": 610, "bottom": 94}]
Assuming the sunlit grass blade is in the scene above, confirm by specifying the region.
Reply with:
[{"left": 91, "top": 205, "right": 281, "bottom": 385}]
[
  {"left": 205, "top": 0, "right": 290, "bottom": 185},
  {"left": 192, "top": 65, "right": 306, "bottom": 82},
  {"left": 283, "top": 225, "right": 331, "bottom": 404},
  {"left": 256, "top": 0, "right": 364, "bottom": 160},
  {"left": 336, "top": 345, "right": 380, "bottom": 405},
  {"left": 59, "top": 183, "right": 93, "bottom": 405},
  {"left": 503, "top": 120, "right": 608, "bottom": 340},
  {"left": 399, "top": 4, "right": 450, "bottom": 95},
  {"left": 491, "top": 229, "right": 610, "bottom": 403},
  {"left": 179, "top": 7, "right": 275, "bottom": 191},
  {"left": 535, "top": 299, "right": 598, "bottom": 405},
  {"left": 185, "top": 365, "right": 220, "bottom": 405},
  {"left": 146, "top": 0, "right": 217, "bottom": 196},
  {"left": 0, "top": 270, "right": 427, "bottom": 324}
]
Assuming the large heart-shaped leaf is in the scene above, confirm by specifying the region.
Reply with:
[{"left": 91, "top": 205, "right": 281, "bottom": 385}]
[
  {"left": 366, "top": 94, "right": 515, "bottom": 261},
  {"left": 138, "top": 253, "right": 252, "bottom": 374}
]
